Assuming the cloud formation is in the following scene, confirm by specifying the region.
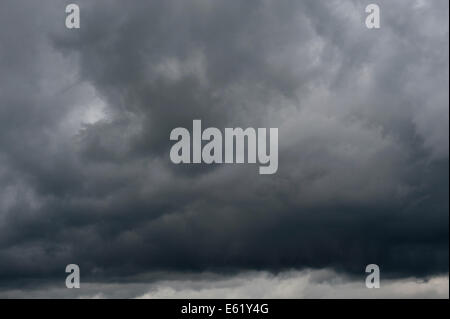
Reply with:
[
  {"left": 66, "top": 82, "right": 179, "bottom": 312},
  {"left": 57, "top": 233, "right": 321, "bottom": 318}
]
[
  {"left": 0, "top": 0, "right": 448, "bottom": 296},
  {"left": 0, "top": 270, "right": 448, "bottom": 299}
]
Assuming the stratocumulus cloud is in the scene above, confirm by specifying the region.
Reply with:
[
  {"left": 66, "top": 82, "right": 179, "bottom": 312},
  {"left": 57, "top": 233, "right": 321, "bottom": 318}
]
[
  {"left": 0, "top": 0, "right": 448, "bottom": 297},
  {"left": 0, "top": 270, "right": 448, "bottom": 299}
]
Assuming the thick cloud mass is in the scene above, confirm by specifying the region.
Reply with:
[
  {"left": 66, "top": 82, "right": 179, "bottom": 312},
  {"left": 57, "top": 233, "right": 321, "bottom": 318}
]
[
  {"left": 0, "top": 0, "right": 448, "bottom": 294},
  {"left": 0, "top": 270, "right": 448, "bottom": 299}
]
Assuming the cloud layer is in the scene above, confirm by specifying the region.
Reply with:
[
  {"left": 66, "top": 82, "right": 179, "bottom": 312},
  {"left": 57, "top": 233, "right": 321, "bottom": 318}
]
[
  {"left": 0, "top": 0, "right": 448, "bottom": 296},
  {"left": 0, "top": 269, "right": 448, "bottom": 299}
]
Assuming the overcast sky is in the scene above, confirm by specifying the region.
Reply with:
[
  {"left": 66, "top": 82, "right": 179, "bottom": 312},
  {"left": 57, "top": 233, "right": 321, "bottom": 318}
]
[{"left": 0, "top": 0, "right": 448, "bottom": 298}]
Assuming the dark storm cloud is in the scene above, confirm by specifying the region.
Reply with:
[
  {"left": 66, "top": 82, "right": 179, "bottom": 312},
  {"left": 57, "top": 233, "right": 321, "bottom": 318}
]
[{"left": 0, "top": 0, "right": 448, "bottom": 290}]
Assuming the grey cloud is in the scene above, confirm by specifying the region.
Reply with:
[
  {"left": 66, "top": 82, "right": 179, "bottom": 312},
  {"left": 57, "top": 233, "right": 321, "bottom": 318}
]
[
  {"left": 0, "top": 0, "right": 448, "bottom": 295},
  {"left": 0, "top": 269, "right": 447, "bottom": 299}
]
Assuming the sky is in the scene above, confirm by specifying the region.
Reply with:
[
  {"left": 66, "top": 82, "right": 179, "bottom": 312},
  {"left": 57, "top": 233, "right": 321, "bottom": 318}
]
[{"left": 0, "top": 0, "right": 448, "bottom": 298}]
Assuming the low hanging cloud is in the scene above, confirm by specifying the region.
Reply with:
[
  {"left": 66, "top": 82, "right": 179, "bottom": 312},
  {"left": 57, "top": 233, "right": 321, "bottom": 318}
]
[
  {"left": 0, "top": 0, "right": 448, "bottom": 296},
  {"left": 0, "top": 269, "right": 448, "bottom": 299}
]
